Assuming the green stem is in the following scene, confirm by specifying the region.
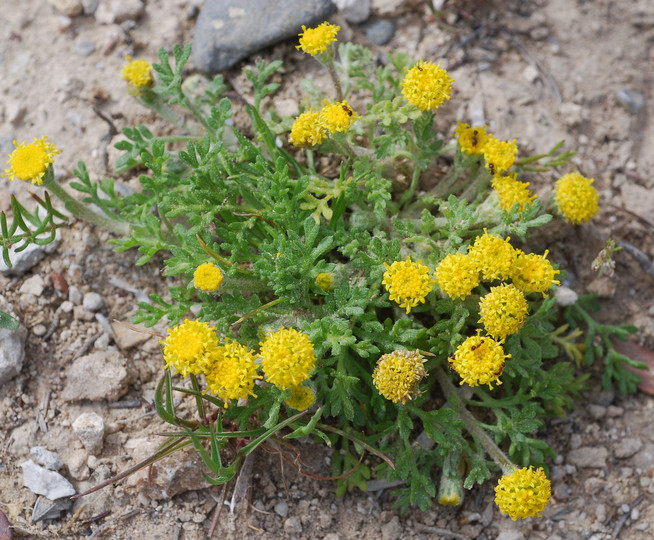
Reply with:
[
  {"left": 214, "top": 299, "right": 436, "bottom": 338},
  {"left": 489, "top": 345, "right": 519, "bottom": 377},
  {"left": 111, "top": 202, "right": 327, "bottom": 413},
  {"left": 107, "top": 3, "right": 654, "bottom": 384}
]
[
  {"left": 434, "top": 366, "right": 515, "bottom": 475},
  {"left": 230, "top": 298, "right": 284, "bottom": 328},
  {"left": 41, "top": 168, "right": 130, "bottom": 236},
  {"left": 324, "top": 59, "right": 344, "bottom": 101}
]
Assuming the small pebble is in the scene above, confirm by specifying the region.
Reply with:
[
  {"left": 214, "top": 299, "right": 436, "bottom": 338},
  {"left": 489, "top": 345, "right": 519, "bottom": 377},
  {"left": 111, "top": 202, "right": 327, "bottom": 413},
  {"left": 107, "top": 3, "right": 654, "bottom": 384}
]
[
  {"left": 32, "top": 324, "right": 47, "bottom": 337},
  {"left": 274, "top": 501, "right": 289, "bottom": 517},
  {"left": 616, "top": 88, "right": 645, "bottom": 114},
  {"left": 60, "top": 300, "right": 74, "bottom": 313},
  {"left": 69, "top": 286, "right": 83, "bottom": 304},
  {"left": 30, "top": 447, "right": 64, "bottom": 471},
  {"left": 83, "top": 292, "right": 104, "bottom": 311},
  {"left": 631, "top": 508, "right": 640, "bottom": 520},
  {"left": 58, "top": 15, "right": 73, "bottom": 31},
  {"left": 361, "top": 19, "right": 396, "bottom": 45},
  {"left": 621, "top": 503, "right": 630, "bottom": 513},
  {"left": 74, "top": 41, "right": 96, "bottom": 57}
]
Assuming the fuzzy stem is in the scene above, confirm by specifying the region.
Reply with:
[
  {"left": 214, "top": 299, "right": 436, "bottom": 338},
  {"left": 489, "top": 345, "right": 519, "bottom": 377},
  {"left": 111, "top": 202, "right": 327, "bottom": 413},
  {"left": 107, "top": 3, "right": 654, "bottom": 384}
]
[
  {"left": 434, "top": 365, "right": 515, "bottom": 475},
  {"left": 41, "top": 168, "right": 130, "bottom": 236},
  {"left": 324, "top": 59, "right": 344, "bottom": 102}
]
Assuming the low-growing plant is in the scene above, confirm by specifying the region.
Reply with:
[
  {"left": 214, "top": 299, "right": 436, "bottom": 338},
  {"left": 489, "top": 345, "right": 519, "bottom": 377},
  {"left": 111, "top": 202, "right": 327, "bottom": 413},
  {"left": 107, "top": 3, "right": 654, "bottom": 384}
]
[{"left": 2, "top": 22, "right": 646, "bottom": 520}]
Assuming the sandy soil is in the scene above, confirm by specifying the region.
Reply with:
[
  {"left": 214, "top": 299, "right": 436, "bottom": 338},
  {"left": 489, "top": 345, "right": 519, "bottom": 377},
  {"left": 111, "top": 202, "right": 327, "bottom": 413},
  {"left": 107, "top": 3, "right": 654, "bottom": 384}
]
[{"left": 2, "top": 0, "right": 654, "bottom": 539}]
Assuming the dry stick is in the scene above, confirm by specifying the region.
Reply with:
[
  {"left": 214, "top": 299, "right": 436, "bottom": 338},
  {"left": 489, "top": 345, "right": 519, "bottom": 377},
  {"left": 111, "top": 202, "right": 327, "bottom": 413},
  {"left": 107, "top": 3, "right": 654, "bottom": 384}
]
[
  {"left": 72, "top": 331, "right": 103, "bottom": 360},
  {"left": 208, "top": 484, "right": 228, "bottom": 538},
  {"left": 617, "top": 239, "right": 654, "bottom": 277}
]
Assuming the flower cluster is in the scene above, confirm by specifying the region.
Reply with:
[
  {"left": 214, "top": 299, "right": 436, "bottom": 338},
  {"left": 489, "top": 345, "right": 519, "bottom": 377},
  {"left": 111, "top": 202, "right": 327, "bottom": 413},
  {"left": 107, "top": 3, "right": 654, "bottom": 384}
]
[
  {"left": 455, "top": 123, "right": 489, "bottom": 156},
  {"left": 297, "top": 22, "right": 340, "bottom": 56},
  {"left": 290, "top": 99, "right": 359, "bottom": 147},
  {"left": 3, "top": 136, "right": 61, "bottom": 185},
  {"left": 495, "top": 467, "right": 552, "bottom": 520},
  {"left": 491, "top": 174, "right": 537, "bottom": 212},
  {"left": 284, "top": 385, "right": 316, "bottom": 411},
  {"left": 121, "top": 57, "right": 153, "bottom": 88},
  {"left": 161, "top": 320, "right": 317, "bottom": 405},
  {"left": 401, "top": 60, "right": 454, "bottom": 112},
  {"left": 383, "top": 256, "right": 435, "bottom": 313},
  {"left": 435, "top": 252, "right": 479, "bottom": 300},
  {"left": 554, "top": 172, "right": 599, "bottom": 224},
  {"left": 193, "top": 262, "right": 224, "bottom": 292},
  {"left": 373, "top": 350, "right": 427, "bottom": 404},
  {"left": 449, "top": 333, "right": 510, "bottom": 389}
]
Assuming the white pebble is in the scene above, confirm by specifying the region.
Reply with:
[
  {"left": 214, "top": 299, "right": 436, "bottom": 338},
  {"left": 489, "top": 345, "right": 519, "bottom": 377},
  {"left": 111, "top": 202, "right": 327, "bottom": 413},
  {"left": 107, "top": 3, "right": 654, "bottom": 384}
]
[{"left": 83, "top": 292, "right": 104, "bottom": 311}]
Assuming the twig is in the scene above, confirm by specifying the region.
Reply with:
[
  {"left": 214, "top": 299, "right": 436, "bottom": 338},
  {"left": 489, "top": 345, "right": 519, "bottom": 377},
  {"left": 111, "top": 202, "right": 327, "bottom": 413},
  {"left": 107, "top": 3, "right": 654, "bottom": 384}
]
[
  {"left": 72, "top": 331, "right": 103, "bottom": 360},
  {"left": 612, "top": 494, "right": 644, "bottom": 538},
  {"left": 59, "top": 504, "right": 87, "bottom": 534},
  {"left": 87, "top": 509, "right": 140, "bottom": 539},
  {"left": 617, "top": 239, "right": 654, "bottom": 277},
  {"left": 208, "top": 484, "right": 228, "bottom": 538},
  {"left": 95, "top": 312, "right": 126, "bottom": 354},
  {"left": 228, "top": 452, "right": 255, "bottom": 514},
  {"left": 43, "top": 312, "right": 60, "bottom": 341}
]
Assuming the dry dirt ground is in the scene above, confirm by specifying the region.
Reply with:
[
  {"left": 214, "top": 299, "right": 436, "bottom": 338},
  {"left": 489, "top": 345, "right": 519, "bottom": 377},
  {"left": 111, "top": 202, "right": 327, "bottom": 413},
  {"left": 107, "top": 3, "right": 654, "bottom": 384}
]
[{"left": 2, "top": 0, "right": 654, "bottom": 539}]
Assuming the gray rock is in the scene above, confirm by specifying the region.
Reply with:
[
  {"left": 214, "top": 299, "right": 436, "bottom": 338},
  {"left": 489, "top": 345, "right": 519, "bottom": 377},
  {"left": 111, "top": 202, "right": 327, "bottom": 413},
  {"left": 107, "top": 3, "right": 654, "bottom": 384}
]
[
  {"left": 616, "top": 88, "right": 645, "bottom": 114},
  {"left": 567, "top": 446, "right": 609, "bottom": 468},
  {"left": 0, "top": 324, "right": 27, "bottom": 385},
  {"left": 496, "top": 532, "right": 526, "bottom": 540},
  {"left": 82, "top": 292, "right": 104, "bottom": 312},
  {"left": 361, "top": 18, "right": 396, "bottom": 45},
  {"left": 334, "top": 0, "right": 370, "bottom": 23},
  {"left": 30, "top": 447, "right": 64, "bottom": 471},
  {"left": 192, "top": 0, "right": 336, "bottom": 73},
  {"left": 0, "top": 232, "right": 60, "bottom": 276},
  {"left": 68, "top": 286, "right": 83, "bottom": 304},
  {"left": 274, "top": 500, "right": 289, "bottom": 517},
  {"left": 74, "top": 41, "right": 96, "bottom": 57},
  {"left": 94, "top": 0, "right": 145, "bottom": 24},
  {"left": 46, "top": 0, "right": 83, "bottom": 16},
  {"left": 72, "top": 412, "right": 105, "bottom": 454},
  {"left": 381, "top": 516, "right": 401, "bottom": 540},
  {"left": 283, "top": 515, "right": 303, "bottom": 535},
  {"left": 615, "top": 437, "right": 643, "bottom": 459},
  {"left": 32, "top": 495, "right": 72, "bottom": 522},
  {"left": 60, "top": 350, "right": 131, "bottom": 402},
  {"left": 19, "top": 275, "right": 45, "bottom": 296},
  {"left": 21, "top": 460, "right": 76, "bottom": 500},
  {"left": 82, "top": 0, "right": 98, "bottom": 14}
]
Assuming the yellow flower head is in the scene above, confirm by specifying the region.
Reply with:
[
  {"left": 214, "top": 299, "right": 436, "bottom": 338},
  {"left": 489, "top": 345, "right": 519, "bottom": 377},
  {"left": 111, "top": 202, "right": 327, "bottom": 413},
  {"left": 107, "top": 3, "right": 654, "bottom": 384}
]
[
  {"left": 483, "top": 137, "right": 518, "bottom": 175},
  {"left": 491, "top": 174, "right": 537, "bottom": 212},
  {"left": 320, "top": 100, "right": 358, "bottom": 134},
  {"left": 3, "top": 136, "right": 61, "bottom": 185},
  {"left": 511, "top": 250, "right": 560, "bottom": 296},
  {"left": 284, "top": 385, "right": 315, "bottom": 411},
  {"left": 121, "top": 56, "right": 153, "bottom": 88},
  {"left": 260, "top": 327, "right": 316, "bottom": 389},
  {"left": 455, "top": 123, "right": 489, "bottom": 155},
  {"left": 468, "top": 231, "right": 517, "bottom": 281},
  {"left": 161, "top": 319, "right": 219, "bottom": 378},
  {"left": 479, "top": 283, "right": 529, "bottom": 340},
  {"left": 193, "top": 262, "right": 224, "bottom": 292},
  {"left": 554, "top": 172, "right": 599, "bottom": 224},
  {"left": 297, "top": 22, "right": 340, "bottom": 56},
  {"left": 383, "top": 256, "right": 435, "bottom": 314},
  {"left": 372, "top": 350, "right": 427, "bottom": 404},
  {"left": 401, "top": 60, "right": 454, "bottom": 112},
  {"left": 315, "top": 272, "right": 335, "bottom": 292},
  {"left": 289, "top": 109, "right": 327, "bottom": 148},
  {"left": 435, "top": 252, "right": 480, "bottom": 300},
  {"left": 449, "top": 332, "right": 510, "bottom": 389},
  {"left": 495, "top": 466, "right": 551, "bottom": 520},
  {"left": 205, "top": 338, "right": 261, "bottom": 405}
]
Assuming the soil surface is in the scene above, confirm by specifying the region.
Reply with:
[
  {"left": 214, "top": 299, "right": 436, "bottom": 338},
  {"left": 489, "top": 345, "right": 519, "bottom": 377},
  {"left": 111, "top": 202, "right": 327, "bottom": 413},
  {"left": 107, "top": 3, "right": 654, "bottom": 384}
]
[{"left": 2, "top": 1, "right": 654, "bottom": 539}]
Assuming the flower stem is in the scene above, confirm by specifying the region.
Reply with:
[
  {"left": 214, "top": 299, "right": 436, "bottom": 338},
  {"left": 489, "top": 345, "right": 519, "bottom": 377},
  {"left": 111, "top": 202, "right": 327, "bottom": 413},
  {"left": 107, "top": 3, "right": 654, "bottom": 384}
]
[
  {"left": 324, "top": 59, "right": 344, "bottom": 102},
  {"left": 41, "top": 168, "right": 130, "bottom": 236},
  {"left": 434, "top": 365, "right": 515, "bottom": 474},
  {"left": 230, "top": 298, "right": 284, "bottom": 329}
]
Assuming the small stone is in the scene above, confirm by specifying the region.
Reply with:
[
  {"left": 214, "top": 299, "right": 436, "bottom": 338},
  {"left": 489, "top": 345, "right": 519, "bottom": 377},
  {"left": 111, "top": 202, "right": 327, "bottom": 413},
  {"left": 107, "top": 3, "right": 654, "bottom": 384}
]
[
  {"left": 616, "top": 88, "right": 645, "bottom": 114},
  {"left": 68, "top": 286, "right": 83, "bottom": 304},
  {"left": 60, "top": 351, "right": 131, "bottom": 402},
  {"left": 588, "top": 404, "right": 607, "bottom": 420},
  {"left": 32, "top": 496, "right": 72, "bottom": 522},
  {"left": 334, "top": 0, "right": 371, "bottom": 23},
  {"left": 73, "top": 305, "right": 95, "bottom": 322},
  {"left": 361, "top": 18, "right": 396, "bottom": 45},
  {"left": 596, "top": 503, "right": 606, "bottom": 522},
  {"left": 553, "top": 482, "right": 571, "bottom": 500},
  {"left": 82, "top": 292, "right": 104, "bottom": 311},
  {"left": 192, "top": 0, "right": 335, "bottom": 73},
  {"left": 58, "top": 15, "right": 73, "bottom": 31},
  {"left": 559, "top": 102, "right": 584, "bottom": 128},
  {"left": 30, "top": 447, "right": 64, "bottom": 471},
  {"left": 496, "top": 532, "right": 525, "bottom": 540},
  {"left": 607, "top": 405, "right": 624, "bottom": 417},
  {"left": 74, "top": 41, "right": 95, "bottom": 57},
  {"left": 283, "top": 516, "right": 303, "bottom": 535},
  {"left": 381, "top": 516, "right": 401, "bottom": 540},
  {"left": 0, "top": 324, "right": 27, "bottom": 385},
  {"left": 274, "top": 501, "right": 289, "bottom": 517},
  {"left": 323, "top": 535, "right": 343, "bottom": 540},
  {"left": 31, "top": 324, "right": 47, "bottom": 337},
  {"left": 46, "top": 0, "right": 83, "bottom": 16},
  {"left": 555, "top": 286, "right": 578, "bottom": 307},
  {"left": 82, "top": 0, "right": 98, "bottom": 14},
  {"left": 567, "top": 446, "right": 609, "bottom": 468},
  {"left": 19, "top": 275, "right": 45, "bottom": 296},
  {"left": 59, "top": 301, "right": 74, "bottom": 313},
  {"left": 64, "top": 449, "right": 90, "bottom": 481},
  {"left": 631, "top": 508, "right": 640, "bottom": 520},
  {"left": 21, "top": 460, "right": 76, "bottom": 500},
  {"left": 6, "top": 101, "right": 27, "bottom": 126},
  {"left": 111, "top": 321, "right": 151, "bottom": 350},
  {"left": 94, "top": 0, "right": 145, "bottom": 24},
  {"left": 72, "top": 412, "right": 105, "bottom": 454},
  {"left": 615, "top": 437, "right": 643, "bottom": 459}
]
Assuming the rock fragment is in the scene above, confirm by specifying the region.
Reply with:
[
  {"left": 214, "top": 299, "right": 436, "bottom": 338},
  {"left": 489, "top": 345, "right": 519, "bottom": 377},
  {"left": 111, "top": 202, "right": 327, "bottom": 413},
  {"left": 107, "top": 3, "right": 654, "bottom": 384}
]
[
  {"left": 60, "top": 351, "right": 131, "bottom": 402},
  {"left": 0, "top": 324, "right": 27, "bottom": 385},
  {"left": 21, "top": 460, "right": 76, "bottom": 500},
  {"left": 30, "top": 447, "right": 64, "bottom": 471},
  {"left": 72, "top": 412, "right": 105, "bottom": 454},
  {"left": 32, "top": 496, "right": 72, "bottom": 522}
]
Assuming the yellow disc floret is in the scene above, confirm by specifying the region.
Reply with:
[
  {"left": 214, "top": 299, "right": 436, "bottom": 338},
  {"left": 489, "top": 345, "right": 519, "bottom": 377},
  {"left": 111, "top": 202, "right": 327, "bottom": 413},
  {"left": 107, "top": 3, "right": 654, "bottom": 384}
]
[
  {"left": 479, "top": 283, "right": 529, "bottom": 340},
  {"left": 161, "top": 319, "right": 219, "bottom": 378},
  {"left": 320, "top": 100, "right": 358, "bottom": 134},
  {"left": 383, "top": 256, "right": 435, "bottom": 314},
  {"left": 297, "top": 22, "right": 340, "bottom": 56},
  {"left": 401, "top": 60, "right": 454, "bottom": 112},
  {"left": 491, "top": 174, "right": 537, "bottom": 212},
  {"left": 284, "top": 385, "right": 315, "bottom": 411},
  {"left": 193, "top": 262, "right": 224, "bottom": 292},
  {"left": 455, "top": 123, "right": 489, "bottom": 155},
  {"left": 468, "top": 231, "right": 517, "bottom": 282},
  {"left": 554, "top": 172, "right": 599, "bottom": 224},
  {"left": 315, "top": 272, "right": 335, "bottom": 292},
  {"left": 260, "top": 327, "right": 316, "bottom": 389},
  {"left": 121, "top": 56, "right": 153, "bottom": 88},
  {"left": 511, "top": 250, "right": 560, "bottom": 296},
  {"left": 289, "top": 109, "right": 327, "bottom": 148},
  {"left": 3, "top": 136, "right": 61, "bottom": 185},
  {"left": 483, "top": 137, "right": 518, "bottom": 175},
  {"left": 372, "top": 350, "right": 427, "bottom": 404},
  {"left": 495, "top": 466, "right": 552, "bottom": 520},
  {"left": 205, "top": 338, "right": 261, "bottom": 405},
  {"left": 435, "top": 252, "right": 480, "bottom": 300},
  {"left": 449, "top": 332, "right": 510, "bottom": 389}
]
